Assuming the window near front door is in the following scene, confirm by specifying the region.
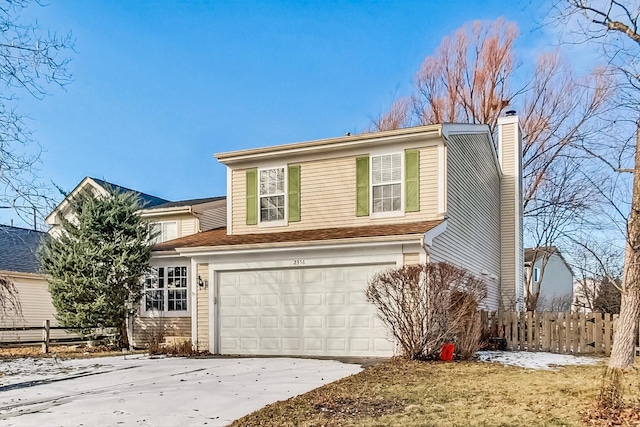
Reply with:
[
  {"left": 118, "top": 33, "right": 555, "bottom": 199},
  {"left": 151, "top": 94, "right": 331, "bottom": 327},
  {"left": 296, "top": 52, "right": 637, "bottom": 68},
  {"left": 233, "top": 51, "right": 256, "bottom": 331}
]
[
  {"left": 371, "top": 153, "right": 402, "bottom": 213},
  {"left": 259, "top": 167, "right": 285, "bottom": 222},
  {"left": 150, "top": 221, "right": 178, "bottom": 244},
  {"left": 144, "top": 266, "right": 188, "bottom": 313}
]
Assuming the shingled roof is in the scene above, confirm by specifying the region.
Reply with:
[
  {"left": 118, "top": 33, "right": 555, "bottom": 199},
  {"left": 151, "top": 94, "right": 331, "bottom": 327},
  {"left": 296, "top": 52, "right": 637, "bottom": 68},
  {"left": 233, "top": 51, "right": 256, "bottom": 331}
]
[
  {"left": 0, "top": 225, "right": 47, "bottom": 274},
  {"left": 154, "top": 220, "right": 443, "bottom": 252},
  {"left": 145, "top": 196, "right": 226, "bottom": 210},
  {"left": 91, "top": 177, "right": 170, "bottom": 208}
]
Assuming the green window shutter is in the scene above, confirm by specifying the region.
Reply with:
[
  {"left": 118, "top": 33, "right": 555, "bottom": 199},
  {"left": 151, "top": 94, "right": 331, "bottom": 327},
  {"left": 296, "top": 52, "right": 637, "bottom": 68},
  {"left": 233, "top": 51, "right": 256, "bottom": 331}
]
[
  {"left": 246, "top": 169, "right": 258, "bottom": 225},
  {"left": 288, "top": 164, "right": 301, "bottom": 222},
  {"left": 356, "top": 156, "right": 369, "bottom": 217},
  {"left": 405, "top": 149, "right": 420, "bottom": 212}
]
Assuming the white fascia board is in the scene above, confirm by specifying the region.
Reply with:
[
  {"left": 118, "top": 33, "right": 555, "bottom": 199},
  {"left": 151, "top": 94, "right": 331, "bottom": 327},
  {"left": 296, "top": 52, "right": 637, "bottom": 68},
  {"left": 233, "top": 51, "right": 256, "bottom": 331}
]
[
  {"left": 139, "top": 206, "right": 192, "bottom": 217},
  {"left": 45, "top": 177, "right": 107, "bottom": 224},
  {"left": 172, "top": 235, "right": 422, "bottom": 258},
  {"left": 215, "top": 126, "right": 443, "bottom": 165},
  {"left": 423, "top": 219, "right": 448, "bottom": 247}
]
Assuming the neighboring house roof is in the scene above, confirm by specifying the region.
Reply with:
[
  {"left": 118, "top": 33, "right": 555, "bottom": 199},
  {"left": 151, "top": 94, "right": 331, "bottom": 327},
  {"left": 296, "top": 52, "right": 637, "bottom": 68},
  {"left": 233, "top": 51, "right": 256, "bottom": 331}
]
[
  {"left": 525, "top": 246, "right": 574, "bottom": 276},
  {"left": 145, "top": 196, "right": 226, "bottom": 210},
  {"left": 154, "top": 220, "right": 443, "bottom": 252},
  {"left": 524, "top": 246, "right": 560, "bottom": 263},
  {"left": 90, "top": 177, "right": 170, "bottom": 208},
  {"left": 0, "top": 225, "right": 47, "bottom": 274}
]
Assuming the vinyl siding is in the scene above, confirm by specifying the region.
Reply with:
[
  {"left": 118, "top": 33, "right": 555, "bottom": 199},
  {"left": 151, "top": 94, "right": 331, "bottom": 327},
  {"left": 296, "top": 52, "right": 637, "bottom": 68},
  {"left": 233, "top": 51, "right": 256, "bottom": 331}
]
[
  {"left": 231, "top": 146, "right": 440, "bottom": 234},
  {"left": 532, "top": 255, "right": 574, "bottom": 304},
  {"left": 132, "top": 316, "right": 191, "bottom": 349},
  {"left": 0, "top": 273, "right": 79, "bottom": 342},
  {"left": 196, "top": 264, "right": 209, "bottom": 351},
  {"left": 429, "top": 133, "right": 502, "bottom": 310},
  {"left": 145, "top": 213, "right": 199, "bottom": 239},
  {"left": 403, "top": 253, "right": 420, "bottom": 265},
  {"left": 498, "top": 121, "right": 523, "bottom": 310},
  {"left": 181, "top": 217, "right": 196, "bottom": 237},
  {"left": 198, "top": 205, "right": 226, "bottom": 231}
]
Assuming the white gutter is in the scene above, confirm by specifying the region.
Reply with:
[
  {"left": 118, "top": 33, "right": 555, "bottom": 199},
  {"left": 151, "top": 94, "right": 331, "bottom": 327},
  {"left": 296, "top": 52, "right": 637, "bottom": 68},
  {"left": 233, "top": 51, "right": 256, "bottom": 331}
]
[
  {"left": 420, "top": 219, "right": 448, "bottom": 263},
  {"left": 139, "top": 205, "right": 193, "bottom": 217}
]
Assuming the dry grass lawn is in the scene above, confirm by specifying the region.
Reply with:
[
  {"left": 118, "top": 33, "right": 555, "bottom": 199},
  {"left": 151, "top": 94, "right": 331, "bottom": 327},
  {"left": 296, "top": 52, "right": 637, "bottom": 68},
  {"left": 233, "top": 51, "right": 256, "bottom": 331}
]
[{"left": 232, "top": 358, "right": 640, "bottom": 427}]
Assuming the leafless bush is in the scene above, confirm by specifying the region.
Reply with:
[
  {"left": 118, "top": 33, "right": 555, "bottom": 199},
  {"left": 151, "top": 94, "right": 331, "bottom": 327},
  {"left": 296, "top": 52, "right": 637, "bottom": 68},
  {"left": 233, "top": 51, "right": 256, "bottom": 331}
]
[
  {"left": 165, "top": 340, "right": 196, "bottom": 357},
  {"left": 365, "top": 262, "right": 486, "bottom": 360},
  {"left": 0, "top": 275, "right": 22, "bottom": 322},
  {"left": 146, "top": 330, "right": 164, "bottom": 355}
]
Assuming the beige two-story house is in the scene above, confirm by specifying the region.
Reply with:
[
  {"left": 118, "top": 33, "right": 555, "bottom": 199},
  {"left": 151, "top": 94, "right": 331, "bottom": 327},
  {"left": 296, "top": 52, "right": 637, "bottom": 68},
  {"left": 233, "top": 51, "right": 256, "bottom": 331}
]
[{"left": 152, "top": 114, "right": 524, "bottom": 357}]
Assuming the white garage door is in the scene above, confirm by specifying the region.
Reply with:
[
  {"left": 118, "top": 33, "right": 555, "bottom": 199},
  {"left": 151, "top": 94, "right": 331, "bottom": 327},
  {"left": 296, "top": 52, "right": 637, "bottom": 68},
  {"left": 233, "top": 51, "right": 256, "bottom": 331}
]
[{"left": 216, "top": 264, "right": 394, "bottom": 357}]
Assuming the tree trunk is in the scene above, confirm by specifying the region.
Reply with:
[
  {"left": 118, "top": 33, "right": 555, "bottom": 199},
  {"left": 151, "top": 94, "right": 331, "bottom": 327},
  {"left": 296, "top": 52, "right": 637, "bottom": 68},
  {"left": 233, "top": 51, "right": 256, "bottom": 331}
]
[{"left": 609, "top": 121, "right": 640, "bottom": 369}]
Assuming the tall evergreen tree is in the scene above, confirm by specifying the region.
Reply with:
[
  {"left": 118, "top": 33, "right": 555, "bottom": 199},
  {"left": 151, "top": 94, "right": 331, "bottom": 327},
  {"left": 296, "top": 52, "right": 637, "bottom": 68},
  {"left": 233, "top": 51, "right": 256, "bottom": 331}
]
[{"left": 39, "top": 186, "right": 154, "bottom": 347}]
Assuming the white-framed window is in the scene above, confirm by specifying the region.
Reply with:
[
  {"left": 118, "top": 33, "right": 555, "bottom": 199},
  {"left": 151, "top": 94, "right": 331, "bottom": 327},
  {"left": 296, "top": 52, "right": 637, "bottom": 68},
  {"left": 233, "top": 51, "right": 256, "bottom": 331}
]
[
  {"left": 371, "top": 153, "right": 402, "bottom": 213},
  {"left": 143, "top": 266, "right": 188, "bottom": 314},
  {"left": 533, "top": 267, "right": 541, "bottom": 283},
  {"left": 259, "top": 167, "right": 286, "bottom": 223},
  {"left": 151, "top": 221, "right": 178, "bottom": 244}
]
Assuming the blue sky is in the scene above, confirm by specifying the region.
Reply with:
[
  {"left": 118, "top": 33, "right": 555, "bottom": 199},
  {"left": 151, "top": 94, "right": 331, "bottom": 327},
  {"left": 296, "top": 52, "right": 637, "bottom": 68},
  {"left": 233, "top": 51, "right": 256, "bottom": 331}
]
[{"left": 4, "top": 0, "right": 551, "bottom": 228}]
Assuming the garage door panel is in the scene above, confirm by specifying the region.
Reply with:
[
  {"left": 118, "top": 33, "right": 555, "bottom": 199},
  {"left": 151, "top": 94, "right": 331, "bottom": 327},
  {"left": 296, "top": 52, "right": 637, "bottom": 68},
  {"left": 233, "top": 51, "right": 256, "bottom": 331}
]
[{"left": 217, "top": 264, "right": 394, "bottom": 357}]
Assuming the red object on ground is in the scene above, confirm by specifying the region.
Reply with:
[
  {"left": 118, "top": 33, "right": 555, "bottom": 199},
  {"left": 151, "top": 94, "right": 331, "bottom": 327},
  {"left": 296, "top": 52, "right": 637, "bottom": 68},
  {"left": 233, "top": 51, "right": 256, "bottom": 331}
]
[{"left": 440, "top": 343, "right": 455, "bottom": 361}]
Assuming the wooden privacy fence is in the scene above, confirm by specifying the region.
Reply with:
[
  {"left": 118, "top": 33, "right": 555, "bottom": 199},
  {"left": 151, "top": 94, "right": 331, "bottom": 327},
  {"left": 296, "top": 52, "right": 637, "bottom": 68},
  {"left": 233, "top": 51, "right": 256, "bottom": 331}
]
[{"left": 480, "top": 311, "right": 619, "bottom": 356}]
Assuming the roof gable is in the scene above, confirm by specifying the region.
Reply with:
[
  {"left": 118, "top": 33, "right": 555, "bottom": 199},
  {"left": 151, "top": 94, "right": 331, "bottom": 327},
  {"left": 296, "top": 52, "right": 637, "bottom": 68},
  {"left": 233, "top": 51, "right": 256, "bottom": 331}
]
[{"left": 90, "top": 178, "right": 170, "bottom": 208}]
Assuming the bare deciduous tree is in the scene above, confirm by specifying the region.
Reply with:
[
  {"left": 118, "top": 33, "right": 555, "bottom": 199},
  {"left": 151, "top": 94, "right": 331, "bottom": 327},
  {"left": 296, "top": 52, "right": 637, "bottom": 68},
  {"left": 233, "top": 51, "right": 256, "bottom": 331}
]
[
  {"left": 369, "top": 19, "right": 612, "bottom": 310},
  {"left": 0, "top": 0, "right": 73, "bottom": 227},
  {"left": 554, "top": 0, "right": 640, "bottom": 375},
  {"left": 0, "top": 274, "right": 21, "bottom": 320}
]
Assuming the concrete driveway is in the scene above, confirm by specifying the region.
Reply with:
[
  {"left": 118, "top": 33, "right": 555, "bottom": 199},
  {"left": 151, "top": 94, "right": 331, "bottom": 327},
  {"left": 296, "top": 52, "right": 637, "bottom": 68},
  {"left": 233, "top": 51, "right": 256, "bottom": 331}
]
[{"left": 0, "top": 355, "right": 363, "bottom": 426}]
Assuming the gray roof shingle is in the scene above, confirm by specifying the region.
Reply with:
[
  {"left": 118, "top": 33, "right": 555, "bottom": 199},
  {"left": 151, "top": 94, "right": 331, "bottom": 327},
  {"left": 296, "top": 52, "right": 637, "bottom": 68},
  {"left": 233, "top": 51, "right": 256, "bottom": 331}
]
[
  {"left": 91, "top": 177, "right": 170, "bottom": 208},
  {"left": 0, "top": 225, "right": 47, "bottom": 274},
  {"left": 145, "top": 196, "right": 226, "bottom": 210}
]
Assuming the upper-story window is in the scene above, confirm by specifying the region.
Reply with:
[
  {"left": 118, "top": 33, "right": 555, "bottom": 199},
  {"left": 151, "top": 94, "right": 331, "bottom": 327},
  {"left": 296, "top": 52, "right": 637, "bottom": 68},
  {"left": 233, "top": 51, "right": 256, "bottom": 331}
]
[
  {"left": 143, "top": 266, "right": 188, "bottom": 315},
  {"left": 371, "top": 153, "right": 402, "bottom": 213},
  {"left": 259, "top": 168, "right": 285, "bottom": 222},
  {"left": 356, "top": 149, "right": 419, "bottom": 217},
  {"left": 533, "top": 267, "right": 541, "bottom": 283},
  {"left": 151, "top": 221, "right": 177, "bottom": 244}
]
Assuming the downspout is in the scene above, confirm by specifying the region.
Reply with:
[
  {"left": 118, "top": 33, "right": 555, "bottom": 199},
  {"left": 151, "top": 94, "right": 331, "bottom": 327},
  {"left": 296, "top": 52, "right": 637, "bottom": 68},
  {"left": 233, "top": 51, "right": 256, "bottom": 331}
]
[{"left": 421, "top": 220, "right": 448, "bottom": 264}]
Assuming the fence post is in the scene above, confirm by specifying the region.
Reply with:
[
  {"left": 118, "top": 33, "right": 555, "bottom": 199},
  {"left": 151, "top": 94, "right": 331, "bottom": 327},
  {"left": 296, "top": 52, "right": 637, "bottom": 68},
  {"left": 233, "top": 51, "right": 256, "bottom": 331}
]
[{"left": 41, "top": 320, "right": 50, "bottom": 354}]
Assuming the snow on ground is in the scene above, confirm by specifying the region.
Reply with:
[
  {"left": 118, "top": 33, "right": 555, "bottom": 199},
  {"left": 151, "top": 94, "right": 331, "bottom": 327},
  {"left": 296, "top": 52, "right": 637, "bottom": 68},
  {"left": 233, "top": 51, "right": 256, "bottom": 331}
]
[
  {"left": 477, "top": 350, "right": 604, "bottom": 370},
  {"left": 0, "top": 351, "right": 606, "bottom": 426},
  {"left": 0, "top": 355, "right": 363, "bottom": 427}
]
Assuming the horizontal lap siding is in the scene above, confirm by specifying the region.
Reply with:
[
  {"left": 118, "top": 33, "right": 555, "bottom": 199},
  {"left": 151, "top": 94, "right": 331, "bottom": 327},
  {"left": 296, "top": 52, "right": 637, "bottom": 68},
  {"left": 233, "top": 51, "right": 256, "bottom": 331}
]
[
  {"left": 0, "top": 275, "right": 77, "bottom": 342},
  {"left": 181, "top": 218, "right": 196, "bottom": 237},
  {"left": 499, "top": 123, "right": 520, "bottom": 309},
  {"left": 231, "top": 146, "right": 440, "bottom": 234},
  {"left": 196, "top": 264, "right": 209, "bottom": 351},
  {"left": 132, "top": 316, "right": 191, "bottom": 349},
  {"left": 430, "top": 134, "right": 501, "bottom": 310}
]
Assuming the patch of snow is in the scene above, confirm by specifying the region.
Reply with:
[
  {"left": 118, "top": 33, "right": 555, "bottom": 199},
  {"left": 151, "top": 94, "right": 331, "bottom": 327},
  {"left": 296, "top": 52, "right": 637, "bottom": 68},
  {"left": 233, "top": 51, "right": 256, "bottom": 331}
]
[
  {"left": 0, "top": 355, "right": 363, "bottom": 426},
  {"left": 477, "top": 351, "right": 603, "bottom": 370}
]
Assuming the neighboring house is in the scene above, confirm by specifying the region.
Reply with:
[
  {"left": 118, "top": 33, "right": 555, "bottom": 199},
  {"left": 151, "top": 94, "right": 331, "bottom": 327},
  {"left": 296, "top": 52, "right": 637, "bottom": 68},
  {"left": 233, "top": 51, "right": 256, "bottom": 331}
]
[
  {"left": 151, "top": 114, "right": 524, "bottom": 357},
  {"left": 524, "top": 246, "right": 574, "bottom": 310},
  {"left": 0, "top": 225, "right": 66, "bottom": 343},
  {"left": 45, "top": 176, "right": 226, "bottom": 348}
]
